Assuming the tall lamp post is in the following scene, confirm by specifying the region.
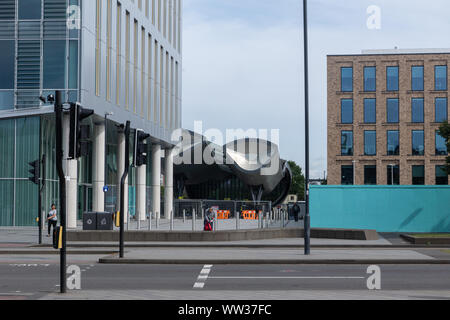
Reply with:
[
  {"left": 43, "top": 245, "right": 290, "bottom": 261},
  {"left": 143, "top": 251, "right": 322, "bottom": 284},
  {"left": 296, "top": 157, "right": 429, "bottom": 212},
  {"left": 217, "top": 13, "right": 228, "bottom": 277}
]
[{"left": 303, "top": 0, "right": 311, "bottom": 255}]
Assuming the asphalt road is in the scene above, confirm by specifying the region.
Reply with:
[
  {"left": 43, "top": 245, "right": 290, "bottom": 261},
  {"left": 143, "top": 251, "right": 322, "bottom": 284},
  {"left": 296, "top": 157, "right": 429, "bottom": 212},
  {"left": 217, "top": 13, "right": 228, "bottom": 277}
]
[{"left": 1, "top": 254, "right": 450, "bottom": 299}]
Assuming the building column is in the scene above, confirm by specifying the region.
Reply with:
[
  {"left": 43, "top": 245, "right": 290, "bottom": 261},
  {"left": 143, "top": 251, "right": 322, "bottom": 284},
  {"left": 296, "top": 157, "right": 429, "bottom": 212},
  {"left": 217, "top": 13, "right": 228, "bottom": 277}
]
[
  {"left": 117, "top": 133, "right": 129, "bottom": 223},
  {"left": 63, "top": 114, "right": 78, "bottom": 229},
  {"left": 164, "top": 148, "right": 174, "bottom": 219},
  {"left": 136, "top": 164, "right": 147, "bottom": 221},
  {"left": 152, "top": 144, "right": 161, "bottom": 219},
  {"left": 92, "top": 123, "right": 105, "bottom": 212}
]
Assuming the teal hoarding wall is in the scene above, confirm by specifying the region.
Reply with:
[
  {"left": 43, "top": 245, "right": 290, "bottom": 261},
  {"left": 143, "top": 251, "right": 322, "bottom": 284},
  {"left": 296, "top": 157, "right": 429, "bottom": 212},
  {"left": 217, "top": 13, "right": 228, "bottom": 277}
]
[{"left": 310, "top": 186, "right": 450, "bottom": 233}]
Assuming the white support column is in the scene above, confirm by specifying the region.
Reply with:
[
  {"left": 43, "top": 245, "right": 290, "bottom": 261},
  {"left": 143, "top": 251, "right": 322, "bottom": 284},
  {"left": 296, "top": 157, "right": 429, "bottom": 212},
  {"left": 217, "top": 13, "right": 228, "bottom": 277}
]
[
  {"left": 92, "top": 123, "right": 105, "bottom": 212},
  {"left": 152, "top": 144, "right": 161, "bottom": 219},
  {"left": 164, "top": 148, "right": 174, "bottom": 219},
  {"left": 136, "top": 164, "right": 147, "bottom": 221},
  {"left": 117, "top": 133, "right": 129, "bottom": 223},
  {"left": 62, "top": 114, "right": 78, "bottom": 229}
]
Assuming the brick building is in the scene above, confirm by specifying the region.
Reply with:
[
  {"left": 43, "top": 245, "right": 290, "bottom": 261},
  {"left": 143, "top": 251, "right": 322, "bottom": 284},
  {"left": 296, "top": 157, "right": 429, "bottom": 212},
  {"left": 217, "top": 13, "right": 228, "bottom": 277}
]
[{"left": 327, "top": 49, "right": 449, "bottom": 185}]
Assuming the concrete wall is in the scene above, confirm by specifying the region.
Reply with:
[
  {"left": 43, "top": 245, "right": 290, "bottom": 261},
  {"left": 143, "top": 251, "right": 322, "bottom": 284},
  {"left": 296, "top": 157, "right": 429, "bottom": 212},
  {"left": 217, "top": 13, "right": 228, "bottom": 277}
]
[{"left": 310, "top": 185, "right": 450, "bottom": 232}]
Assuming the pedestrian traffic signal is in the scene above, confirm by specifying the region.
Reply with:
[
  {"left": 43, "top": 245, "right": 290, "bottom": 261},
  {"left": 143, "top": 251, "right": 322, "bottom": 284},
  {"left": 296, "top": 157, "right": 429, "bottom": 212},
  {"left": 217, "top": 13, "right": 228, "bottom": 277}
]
[
  {"left": 28, "top": 160, "right": 40, "bottom": 185},
  {"left": 69, "top": 103, "right": 94, "bottom": 159},
  {"left": 134, "top": 129, "right": 150, "bottom": 167}
]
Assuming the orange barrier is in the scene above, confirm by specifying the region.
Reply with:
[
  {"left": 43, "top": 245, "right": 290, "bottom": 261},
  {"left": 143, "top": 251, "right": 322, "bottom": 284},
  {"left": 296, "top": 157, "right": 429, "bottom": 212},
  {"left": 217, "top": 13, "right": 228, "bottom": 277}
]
[
  {"left": 217, "top": 210, "right": 230, "bottom": 220},
  {"left": 242, "top": 210, "right": 258, "bottom": 220}
]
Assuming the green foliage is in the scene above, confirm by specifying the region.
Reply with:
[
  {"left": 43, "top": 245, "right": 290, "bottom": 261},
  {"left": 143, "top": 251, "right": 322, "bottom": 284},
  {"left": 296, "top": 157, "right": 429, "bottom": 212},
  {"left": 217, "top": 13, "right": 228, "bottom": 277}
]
[
  {"left": 288, "top": 160, "right": 305, "bottom": 201},
  {"left": 438, "top": 122, "right": 450, "bottom": 174}
]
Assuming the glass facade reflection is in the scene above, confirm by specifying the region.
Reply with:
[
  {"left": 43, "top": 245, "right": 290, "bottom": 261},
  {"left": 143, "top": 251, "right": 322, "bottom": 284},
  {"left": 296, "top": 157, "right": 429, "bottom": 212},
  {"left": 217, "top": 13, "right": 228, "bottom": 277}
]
[
  {"left": 364, "top": 98, "right": 376, "bottom": 123},
  {"left": 341, "top": 67, "right": 353, "bottom": 92},
  {"left": 341, "top": 99, "right": 353, "bottom": 124},
  {"left": 435, "top": 98, "right": 448, "bottom": 123},
  {"left": 387, "top": 98, "right": 399, "bottom": 123},
  {"left": 341, "top": 131, "right": 353, "bottom": 156},
  {"left": 387, "top": 66, "right": 399, "bottom": 91},
  {"left": 364, "top": 67, "right": 376, "bottom": 92}
]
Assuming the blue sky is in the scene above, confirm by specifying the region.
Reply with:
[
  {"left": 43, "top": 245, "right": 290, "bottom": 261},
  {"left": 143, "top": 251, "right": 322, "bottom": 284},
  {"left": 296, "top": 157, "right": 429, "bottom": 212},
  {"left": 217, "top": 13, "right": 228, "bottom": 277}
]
[{"left": 182, "top": 0, "right": 450, "bottom": 178}]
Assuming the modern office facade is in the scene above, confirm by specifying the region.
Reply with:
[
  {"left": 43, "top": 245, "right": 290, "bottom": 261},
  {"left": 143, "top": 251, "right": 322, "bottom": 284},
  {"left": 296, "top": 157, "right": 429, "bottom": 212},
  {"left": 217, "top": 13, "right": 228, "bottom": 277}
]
[
  {"left": 0, "top": 0, "right": 182, "bottom": 226},
  {"left": 327, "top": 49, "right": 449, "bottom": 186}
]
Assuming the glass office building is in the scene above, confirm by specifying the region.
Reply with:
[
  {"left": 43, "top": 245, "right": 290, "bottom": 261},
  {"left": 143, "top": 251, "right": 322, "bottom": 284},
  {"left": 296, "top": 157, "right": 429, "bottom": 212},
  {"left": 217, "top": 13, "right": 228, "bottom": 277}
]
[{"left": 0, "top": 0, "right": 183, "bottom": 226}]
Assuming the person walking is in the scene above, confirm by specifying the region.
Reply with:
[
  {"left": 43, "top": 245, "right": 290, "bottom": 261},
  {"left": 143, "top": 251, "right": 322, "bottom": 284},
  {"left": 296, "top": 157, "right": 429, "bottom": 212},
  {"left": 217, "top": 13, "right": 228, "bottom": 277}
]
[
  {"left": 204, "top": 208, "right": 214, "bottom": 231},
  {"left": 292, "top": 202, "right": 301, "bottom": 222},
  {"left": 47, "top": 204, "right": 58, "bottom": 237}
]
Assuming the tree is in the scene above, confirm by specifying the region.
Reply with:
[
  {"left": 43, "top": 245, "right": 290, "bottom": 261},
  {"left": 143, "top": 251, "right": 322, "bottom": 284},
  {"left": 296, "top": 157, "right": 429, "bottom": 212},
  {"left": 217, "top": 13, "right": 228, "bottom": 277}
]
[
  {"left": 438, "top": 122, "right": 450, "bottom": 174},
  {"left": 288, "top": 160, "right": 305, "bottom": 201}
]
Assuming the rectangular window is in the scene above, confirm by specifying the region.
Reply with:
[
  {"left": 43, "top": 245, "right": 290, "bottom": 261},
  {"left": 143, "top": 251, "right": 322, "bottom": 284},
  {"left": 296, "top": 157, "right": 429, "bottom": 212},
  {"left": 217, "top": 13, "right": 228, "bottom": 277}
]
[
  {"left": 95, "top": 0, "right": 101, "bottom": 96},
  {"left": 436, "top": 131, "right": 447, "bottom": 155},
  {"left": 435, "top": 66, "right": 447, "bottom": 91},
  {"left": 411, "top": 66, "right": 424, "bottom": 91},
  {"left": 68, "top": 40, "right": 78, "bottom": 90},
  {"left": 19, "top": 0, "right": 41, "bottom": 19},
  {"left": 364, "top": 131, "right": 377, "bottom": 156},
  {"left": 125, "top": 11, "right": 130, "bottom": 109},
  {"left": 435, "top": 98, "right": 448, "bottom": 123},
  {"left": 154, "top": 40, "right": 158, "bottom": 122},
  {"left": 341, "top": 131, "right": 353, "bottom": 156},
  {"left": 147, "top": 34, "right": 152, "bottom": 121},
  {"left": 43, "top": 40, "right": 66, "bottom": 89},
  {"left": 341, "top": 67, "right": 353, "bottom": 92},
  {"left": 387, "top": 66, "right": 399, "bottom": 91},
  {"left": 106, "top": 0, "right": 112, "bottom": 101},
  {"left": 412, "top": 165, "right": 425, "bottom": 185},
  {"left": 141, "top": 27, "right": 145, "bottom": 117},
  {"left": 364, "top": 98, "right": 376, "bottom": 123},
  {"left": 116, "top": 2, "right": 122, "bottom": 105},
  {"left": 341, "top": 99, "right": 353, "bottom": 124},
  {"left": 0, "top": 40, "right": 15, "bottom": 89},
  {"left": 364, "top": 165, "right": 377, "bottom": 185},
  {"left": 133, "top": 19, "right": 138, "bottom": 113},
  {"left": 364, "top": 66, "right": 376, "bottom": 92},
  {"left": 387, "top": 165, "right": 400, "bottom": 185},
  {"left": 412, "top": 130, "right": 425, "bottom": 156},
  {"left": 341, "top": 165, "right": 354, "bottom": 185},
  {"left": 411, "top": 98, "right": 424, "bottom": 123},
  {"left": 387, "top": 130, "right": 399, "bottom": 156},
  {"left": 436, "top": 165, "right": 448, "bottom": 185},
  {"left": 387, "top": 98, "right": 399, "bottom": 123}
]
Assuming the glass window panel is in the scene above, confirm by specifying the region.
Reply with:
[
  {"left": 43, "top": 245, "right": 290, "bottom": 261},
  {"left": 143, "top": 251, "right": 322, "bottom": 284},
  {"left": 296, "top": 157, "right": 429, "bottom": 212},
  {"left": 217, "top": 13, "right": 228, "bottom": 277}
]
[
  {"left": 15, "top": 117, "right": 40, "bottom": 178},
  {"left": 0, "top": 0, "right": 16, "bottom": 20},
  {"left": 387, "top": 131, "right": 399, "bottom": 156},
  {"left": 435, "top": 66, "right": 447, "bottom": 91},
  {"left": 436, "top": 131, "right": 447, "bottom": 156},
  {"left": 412, "top": 130, "right": 425, "bottom": 156},
  {"left": 364, "top": 165, "right": 377, "bottom": 185},
  {"left": 435, "top": 98, "right": 448, "bottom": 123},
  {"left": 0, "top": 181, "right": 14, "bottom": 226},
  {"left": 69, "top": 40, "right": 78, "bottom": 89},
  {"left": 341, "top": 165, "right": 353, "bottom": 185},
  {"left": 364, "top": 98, "right": 376, "bottom": 123},
  {"left": 412, "top": 165, "right": 425, "bottom": 185},
  {"left": 15, "top": 180, "right": 38, "bottom": 226},
  {"left": 341, "top": 67, "right": 353, "bottom": 92},
  {"left": 43, "top": 40, "right": 66, "bottom": 89},
  {"left": 412, "top": 98, "right": 424, "bottom": 123},
  {"left": 387, "top": 66, "right": 399, "bottom": 91},
  {"left": 0, "top": 91, "right": 14, "bottom": 110},
  {"left": 387, "top": 165, "right": 400, "bottom": 185},
  {"left": 387, "top": 98, "right": 399, "bottom": 123},
  {"left": 0, "top": 119, "right": 14, "bottom": 178},
  {"left": 364, "top": 131, "right": 376, "bottom": 156},
  {"left": 364, "top": 67, "right": 376, "bottom": 91},
  {"left": 0, "top": 41, "right": 15, "bottom": 89},
  {"left": 19, "top": 0, "right": 42, "bottom": 20},
  {"left": 412, "top": 66, "right": 424, "bottom": 91},
  {"left": 341, "top": 99, "right": 353, "bottom": 124},
  {"left": 436, "top": 165, "right": 448, "bottom": 185},
  {"left": 341, "top": 131, "right": 353, "bottom": 156},
  {"left": 17, "top": 40, "right": 40, "bottom": 90},
  {"left": 44, "top": 0, "right": 67, "bottom": 19}
]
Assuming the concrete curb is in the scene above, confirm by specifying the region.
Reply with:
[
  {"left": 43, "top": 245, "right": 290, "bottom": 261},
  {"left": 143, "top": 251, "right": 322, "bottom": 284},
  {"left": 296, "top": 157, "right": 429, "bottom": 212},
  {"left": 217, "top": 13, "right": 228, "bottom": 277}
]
[
  {"left": 401, "top": 234, "right": 450, "bottom": 245},
  {"left": 0, "top": 250, "right": 116, "bottom": 255},
  {"left": 98, "top": 258, "right": 450, "bottom": 265}
]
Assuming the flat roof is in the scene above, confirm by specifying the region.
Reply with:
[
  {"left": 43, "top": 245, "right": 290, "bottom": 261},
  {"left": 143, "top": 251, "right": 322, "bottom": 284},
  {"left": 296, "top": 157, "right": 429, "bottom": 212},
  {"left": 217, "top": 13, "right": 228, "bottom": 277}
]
[{"left": 328, "top": 48, "right": 450, "bottom": 57}]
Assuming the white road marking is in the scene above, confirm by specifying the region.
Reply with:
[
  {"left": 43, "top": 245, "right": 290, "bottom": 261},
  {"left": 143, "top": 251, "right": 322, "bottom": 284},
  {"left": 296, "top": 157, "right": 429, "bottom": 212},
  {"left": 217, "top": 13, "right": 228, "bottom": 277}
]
[
  {"left": 208, "top": 276, "right": 365, "bottom": 279},
  {"left": 193, "top": 265, "right": 213, "bottom": 289}
]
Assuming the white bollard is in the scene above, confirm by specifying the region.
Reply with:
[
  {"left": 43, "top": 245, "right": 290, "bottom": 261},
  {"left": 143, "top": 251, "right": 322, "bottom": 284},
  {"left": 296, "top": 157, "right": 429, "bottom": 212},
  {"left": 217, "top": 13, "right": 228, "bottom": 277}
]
[
  {"left": 170, "top": 210, "right": 174, "bottom": 231},
  {"left": 183, "top": 209, "right": 186, "bottom": 223},
  {"left": 192, "top": 209, "right": 196, "bottom": 231},
  {"left": 156, "top": 212, "right": 159, "bottom": 230},
  {"left": 148, "top": 211, "right": 152, "bottom": 231}
]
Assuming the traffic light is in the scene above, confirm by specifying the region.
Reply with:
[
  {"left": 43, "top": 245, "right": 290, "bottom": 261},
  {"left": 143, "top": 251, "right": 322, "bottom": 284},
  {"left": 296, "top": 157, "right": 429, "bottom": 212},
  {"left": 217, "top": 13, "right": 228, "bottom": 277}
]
[
  {"left": 69, "top": 103, "right": 94, "bottom": 159},
  {"left": 28, "top": 160, "right": 40, "bottom": 185},
  {"left": 134, "top": 129, "right": 150, "bottom": 167}
]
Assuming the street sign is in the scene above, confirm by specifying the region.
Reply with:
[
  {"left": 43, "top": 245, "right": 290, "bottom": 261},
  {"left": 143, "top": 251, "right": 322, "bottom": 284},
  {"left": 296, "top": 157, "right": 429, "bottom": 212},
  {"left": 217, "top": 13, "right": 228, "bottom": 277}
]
[{"left": 103, "top": 186, "right": 109, "bottom": 193}]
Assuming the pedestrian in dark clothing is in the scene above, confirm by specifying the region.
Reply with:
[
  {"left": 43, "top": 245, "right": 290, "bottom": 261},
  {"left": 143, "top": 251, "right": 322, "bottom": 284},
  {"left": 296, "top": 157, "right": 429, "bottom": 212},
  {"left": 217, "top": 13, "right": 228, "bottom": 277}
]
[
  {"left": 47, "top": 204, "right": 58, "bottom": 237},
  {"left": 292, "top": 203, "right": 301, "bottom": 222}
]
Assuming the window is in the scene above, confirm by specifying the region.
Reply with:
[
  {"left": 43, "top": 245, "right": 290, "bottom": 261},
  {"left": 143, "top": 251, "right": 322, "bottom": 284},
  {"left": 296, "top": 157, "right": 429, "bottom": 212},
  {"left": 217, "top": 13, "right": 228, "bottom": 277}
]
[
  {"left": 435, "top": 98, "right": 448, "bottom": 123},
  {"left": 106, "top": 0, "right": 112, "bottom": 101},
  {"left": 412, "top": 130, "right": 424, "bottom": 156},
  {"left": 435, "top": 66, "right": 447, "bottom": 91},
  {"left": 364, "top": 131, "right": 377, "bottom": 156},
  {"left": 125, "top": 11, "right": 130, "bottom": 109},
  {"left": 412, "top": 165, "right": 425, "bottom": 185},
  {"left": 411, "top": 66, "right": 424, "bottom": 91},
  {"left": 436, "top": 166, "right": 448, "bottom": 185},
  {"left": 0, "top": 41, "right": 15, "bottom": 89},
  {"left": 364, "top": 165, "right": 377, "bottom": 185},
  {"left": 364, "top": 66, "right": 376, "bottom": 92},
  {"left": 387, "top": 66, "right": 399, "bottom": 91},
  {"left": 341, "top": 67, "right": 353, "bottom": 92},
  {"left": 341, "top": 165, "right": 354, "bottom": 185},
  {"left": 95, "top": 0, "right": 101, "bottom": 96},
  {"left": 0, "top": 92, "right": 14, "bottom": 111},
  {"left": 364, "top": 98, "right": 376, "bottom": 123},
  {"left": 43, "top": 40, "right": 66, "bottom": 89},
  {"left": 116, "top": 2, "right": 122, "bottom": 105},
  {"left": 411, "top": 98, "right": 424, "bottom": 123},
  {"left": 341, "top": 131, "right": 353, "bottom": 156},
  {"left": 387, "top": 165, "right": 400, "bottom": 185},
  {"left": 133, "top": 19, "right": 138, "bottom": 113},
  {"left": 341, "top": 99, "right": 353, "bottom": 124},
  {"left": 387, "top": 131, "right": 399, "bottom": 156},
  {"left": 387, "top": 98, "right": 399, "bottom": 123},
  {"left": 19, "top": 0, "right": 41, "bottom": 20},
  {"left": 436, "top": 131, "right": 447, "bottom": 155}
]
